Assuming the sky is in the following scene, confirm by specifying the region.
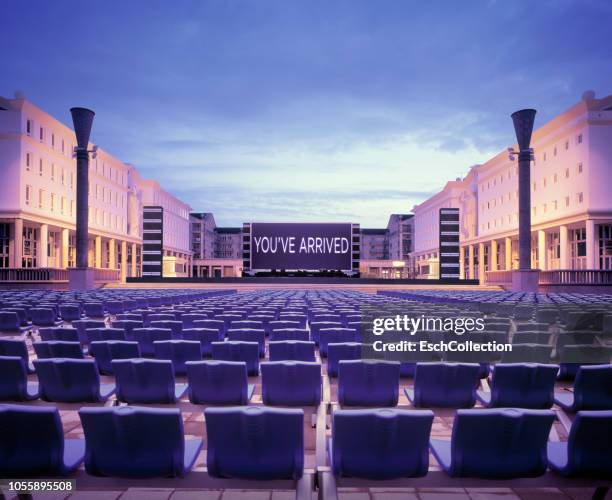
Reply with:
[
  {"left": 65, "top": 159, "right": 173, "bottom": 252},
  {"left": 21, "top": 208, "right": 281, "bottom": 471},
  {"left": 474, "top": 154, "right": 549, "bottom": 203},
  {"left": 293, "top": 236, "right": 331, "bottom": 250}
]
[{"left": 1, "top": 0, "right": 611, "bottom": 227}]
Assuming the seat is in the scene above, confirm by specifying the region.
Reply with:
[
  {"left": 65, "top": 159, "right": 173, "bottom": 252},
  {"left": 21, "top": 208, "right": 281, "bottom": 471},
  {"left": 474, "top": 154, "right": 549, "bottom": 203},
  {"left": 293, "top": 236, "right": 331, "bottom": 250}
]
[
  {"left": 513, "top": 332, "right": 551, "bottom": 344},
  {"left": 132, "top": 327, "right": 173, "bottom": 357},
  {"left": 205, "top": 406, "right": 304, "bottom": 480},
  {"left": 192, "top": 319, "right": 226, "bottom": 338},
  {"left": 79, "top": 406, "right": 202, "bottom": 478},
  {"left": 406, "top": 363, "right": 480, "bottom": 408},
  {"left": 331, "top": 408, "right": 434, "bottom": 479},
  {"left": 39, "top": 327, "right": 80, "bottom": 342},
  {"left": 0, "top": 405, "right": 85, "bottom": 476},
  {"left": 501, "top": 343, "right": 553, "bottom": 363},
  {"left": 430, "top": 408, "right": 555, "bottom": 478},
  {"left": 338, "top": 360, "right": 400, "bottom": 407},
  {"left": 547, "top": 410, "right": 612, "bottom": 477},
  {"left": 0, "top": 310, "right": 24, "bottom": 333},
  {"left": 86, "top": 327, "right": 126, "bottom": 343},
  {"left": 89, "top": 340, "right": 141, "bottom": 375},
  {"left": 73, "top": 319, "right": 106, "bottom": 344},
  {"left": 261, "top": 361, "right": 321, "bottom": 406},
  {"left": 186, "top": 360, "right": 254, "bottom": 405},
  {"left": 0, "top": 338, "right": 34, "bottom": 372},
  {"left": 59, "top": 304, "right": 82, "bottom": 322},
  {"left": 149, "top": 320, "right": 183, "bottom": 338},
  {"left": 269, "top": 321, "right": 302, "bottom": 333},
  {"left": 182, "top": 328, "right": 223, "bottom": 357},
  {"left": 181, "top": 313, "right": 209, "bottom": 328},
  {"left": 319, "top": 328, "right": 356, "bottom": 357},
  {"left": 554, "top": 364, "right": 612, "bottom": 411},
  {"left": 310, "top": 321, "right": 343, "bottom": 345},
  {"left": 154, "top": 340, "right": 202, "bottom": 375},
  {"left": 104, "top": 300, "right": 125, "bottom": 315},
  {"left": 112, "top": 358, "right": 187, "bottom": 404},
  {"left": 111, "top": 320, "right": 144, "bottom": 340},
  {"left": 227, "top": 328, "right": 266, "bottom": 357},
  {"left": 327, "top": 343, "right": 362, "bottom": 377},
  {"left": 33, "top": 341, "right": 84, "bottom": 359},
  {"left": 211, "top": 341, "right": 259, "bottom": 376},
  {"left": 269, "top": 340, "right": 316, "bottom": 362},
  {"left": 0, "top": 356, "right": 39, "bottom": 401},
  {"left": 34, "top": 358, "right": 115, "bottom": 403},
  {"left": 31, "top": 307, "right": 59, "bottom": 327},
  {"left": 476, "top": 363, "right": 559, "bottom": 408},
  {"left": 270, "top": 328, "right": 310, "bottom": 342},
  {"left": 557, "top": 345, "right": 612, "bottom": 380},
  {"left": 83, "top": 302, "right": 105, "bottom": 318}
]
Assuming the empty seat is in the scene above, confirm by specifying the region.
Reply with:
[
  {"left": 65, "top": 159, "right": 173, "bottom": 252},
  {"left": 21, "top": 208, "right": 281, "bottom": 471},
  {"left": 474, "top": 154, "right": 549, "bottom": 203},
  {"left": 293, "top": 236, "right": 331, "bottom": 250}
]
[
  {"left": 269, "top": 320, "right": 302, "bottom": 333},
  {"left": 86, "top": 327, "right": 126, "bottom": 343},
  {"left": 186, "top": 360, "right": 254, "bottom": 405},
  {"left": 149, "top": 320, "right": 183, "bottom": 338},
  {"left": 79, "top": 406, "right": 202, "bottom": 478},
  {"left": 34, "top": 358, "right": 115, "bottom": 403},
  {"left": 59, "top": 304, "right": 82, "bottom": 322},
  {"left": 327, "top": 343, "right": 362, "bottom": 377},
  {"left": 331, "top": 408, "right": 434, "bottom": 479},
  {"left": 557, "top": 345, "right": 612, "bottom": 380},
  {"left": 227, "top": 328, "right": 266, "bottom": 357},
  {"left": 261, "top": 361, "right": 321, "bottom": 406},
  {"left": 113, "top": 358, "right": 187, "bottom": 404},
  {"left": 181, "top": 313, "right": 209, "bottom": 328},
  {"left": 430, "top": 408, "right": 555, "bottom": 478},
  {"left": 132, "top": 327, "right": 173, "bottom": 357},
  {"left": 154, "top": 340, "right": 202, "bottom": 375},
  {"left": 310, "top": 321, "right": 343, "bottom": 345},
  {"left": 477, "top": 363, "right": 559, "bottom": 408},
  {"left": 192, "top": 319, "right": 226, "bottom": 338},
  {"left": 111, "top": 320, "right": 144, "bottom": 339},
  {"left": 33, "top": 341, "right": 84, "bottom": 359},
  {"left": 338, "top": 360, "right": 400, "bottom": 407},
  {"left": 0, "top": 338, "right": 34, "bottom": 372},
  {"left": 73, "top": 319, "right": 106, "bottom": 343},
  {"left": 146, "top": 313, "right": 176, "bottom": 325},
  {"left": 406, "top": 363, "right": 480, "bottom": 408},
  {"left": 547, "top": 410, "right": 612, "bottom": 477},
  {"left": 182, "top": 328, "right": 222, "bottom": 356},
  {"left": 0, "top": 405, "right": 85, "bottom": 475},
  {"left": 89, "top": 340, "right": 141, "bottom": 375},
  {"left": 31, "top": 307, "right": 58, "bottom": 327},
  {"left": 270, "top": 328, "right": 310, "bottom": 342},
  {"left": 501, "top": 343, "right": 553, "bottom": 364},
  {"left": 269, "top": 340, "right": 316, "bottom": 362},
  {"left": 554, "top": 364, "right": 612, "bottom": 411},
  {"left": 319, "top": 328, "right": 357, "bottom": 357},
  {"left": 205, "top": 406, "right": 304, "bottom": 480},
  {"left": 513, "top": 332, "right": 551, "bottom": 344},
  {"left": 39, "top": 327, "right": 80, "bottom": 342},
  {"left": 0, "top": 356, "right": 39, "bottom": 401},
  {"left": 211, "top": 341, "right": 259, "bottom": 376},
  {"left": 83, "top": 302, "right": 105, "bottom": 318},
  {"left": 0, "top": 310, "right": 24, "bottom": 333},
  {"left": 104, "top": 300, "right": 124, "bottom": 315}
]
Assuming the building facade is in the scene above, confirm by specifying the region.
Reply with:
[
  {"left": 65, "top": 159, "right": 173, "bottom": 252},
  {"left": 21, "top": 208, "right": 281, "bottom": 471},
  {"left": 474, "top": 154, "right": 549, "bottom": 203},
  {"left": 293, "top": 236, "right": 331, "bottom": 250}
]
[
  {"left": 190, "top": 212, "right": 243, "bottom": 277},
  {"left": 0, "top": 93, "right": 192, "bottom": 280}
]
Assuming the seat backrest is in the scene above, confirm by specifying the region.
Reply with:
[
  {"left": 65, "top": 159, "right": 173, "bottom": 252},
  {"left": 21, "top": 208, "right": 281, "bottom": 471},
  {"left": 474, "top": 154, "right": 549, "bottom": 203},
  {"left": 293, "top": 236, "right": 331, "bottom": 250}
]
[
  {"left": 34, "top": 358, "right": 101, "bottom": 403},
  {"left": 261, "top": 361, "right": 321, "bottom": 406},
  {"left": 0, "top": 404, "right": 65, "bottom": 475},
  {"left": 211, "top": 341, "right": 259, "bottom": 375},
  {"left": 79, "top": 406, "right": 189, "bottom": 478},
  {"left": 192, "top": 319, "right": 226, "bottom": 336},
  {"left": 33, "top": 341, "right": 84, "bottom": 359},
  {"left": 111, "top": 320, "right": 144, "bottom": 338},
  {"left": 205, "top": 406, "right": 304, "bottom": 480},
  {"left": 501, "top": 343, "right": 553, "bottom": 364},
  {"left": 490, "top": 364, "right": 559, "bottom": 408},
  {"left": 149, "top": 320, "right": 183, "bottom": 337},
  {"left": 31, "top": 307, "right": 56, "bottom": 325},
  {"left": 89, "top": 341, "right": 141, "bottom": 374},
  {"left": 39, "top": 327, "right": 80, "bottom": 342},
  {"left": 231, "top": 320, "right": 264, "bottom": 331},
  {"left": 132, "top": 328, "right": 173, "bottom": 356},
  {"left": 332, "top": 408, "right": 434, "bottom": 479},
  {"left": 338, "top": 360, "right": 400, "bottom": 407},
  {"left": 268, "top": 341, "right": 316, "bottom": 362},
  {"left": 86, "top": 327, "right": 126, "bottom": 343},
  {"left": 0, "top": 338, "right": 29, "bottom": 361},
  {"left": 269, "top": 321, "right": 302, "bottom": 333},
  {"left": 186, "top": 360, "right": 249, "bottom": 404},
  {"left": 573, "top": 364, "right": 612, "bottom": 410},
  {"left": 413, "top": 363, "right": 480, "bottom": 408},
  {"left": 227, "top": 328, "right": 266, "bottom": 355},
  {"left": 565, "top": 410, "right": 612, "bottom": 477},
  {"left": 319, "top": 328, "right": 357, "bottom": 355},
  {"left": 112, "top": 359, "right": 177, "bottom": 403},
  {"left": 449, "top": 408, "right": 554, "bottom": 478},
  {"left": 269, "top": 328, "right": 309, "bottom": 342},
  {"left": 327, "top": 342, "right": 362, "bottom": 377},
  {"left": 182, "top": 328, "right": 222, "bottom": 356},
  {"left": 0, "top": 356, "right": 30, "bottom": 400},
  {"left": 0, "top": 310, "right": 20, "bottom": 330},
  {"left": 153, "top": 340, "right": 202, "bottom": 375}
]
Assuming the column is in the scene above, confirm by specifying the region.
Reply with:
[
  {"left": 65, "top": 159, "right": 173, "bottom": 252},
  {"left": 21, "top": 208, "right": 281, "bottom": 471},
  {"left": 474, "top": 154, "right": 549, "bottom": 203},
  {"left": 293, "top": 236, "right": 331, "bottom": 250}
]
[
  {"left": 491, "top": 239, "right": 498, "bottom": 272},
  {"left": 120, "top": 240, "right": 127, "bottom": 282},
  {"left": 559, "top": 225, "right": 569, "bottom": 269},
  {"left": 505, "top": 237, "right": 512, "bottom": 270},
  {"left": 61, "top": 229, "right": 70, "bottom": 268},
  {"left": 131, "top": 242, "right": 137, "bottom": 277},
  {"left": 13, "top": 219, "right": 23, "bottom": 268},
  {"left": 585, "top": 219, "right": 598, "bottom": 269},
  {"left": 468, "top": 244, "right": 474, "bottom": 279},
  {"left": 478, "top": 242, "right": 485, "bottom": 283},
  {"left": 537, "top": 230, "right": 546, "bottom": 271},
  {"left": 108, "top": 238, "right": 116, "bottom": 269},
  {"left": 459, "top": 246, "right": 465, "bottom": 279},
  {"left": 39, "top": 224, "right": 49, "bottom": 268},
  {"left": 94, "top": 236, "right": 102, "bottom": 269}
]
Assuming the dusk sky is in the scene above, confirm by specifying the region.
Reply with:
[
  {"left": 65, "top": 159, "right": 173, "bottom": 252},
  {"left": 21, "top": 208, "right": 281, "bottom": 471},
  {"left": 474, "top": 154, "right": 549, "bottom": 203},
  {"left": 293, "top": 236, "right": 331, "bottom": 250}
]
[{"left": 2, "top": 1, "right": 611, "bottom": 227}]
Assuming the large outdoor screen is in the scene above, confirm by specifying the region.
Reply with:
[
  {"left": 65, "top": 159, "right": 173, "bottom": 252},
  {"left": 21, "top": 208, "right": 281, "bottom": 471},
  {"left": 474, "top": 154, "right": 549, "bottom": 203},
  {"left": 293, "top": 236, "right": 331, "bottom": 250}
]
[{"left": 250, "top": 222, "right": 353, "bottom": 270}]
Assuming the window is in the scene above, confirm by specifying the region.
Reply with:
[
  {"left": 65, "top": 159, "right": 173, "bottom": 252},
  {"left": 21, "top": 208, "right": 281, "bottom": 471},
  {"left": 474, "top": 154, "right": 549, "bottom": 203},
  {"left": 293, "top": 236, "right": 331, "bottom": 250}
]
[
  {"left": 51, "top": 193, "right": 56, "bottom": 211},
  {"left": 51, "top": 133, "right": 55, "bottom": 147},
  {"left": 22, "top": 226, "right": 38, "bottom": 268},
  {"left": 51, "top": 163, "right": 55, "bottom": 181},
  {"left": 26, "top": 119, "right": 32, "bottom": 136},
  {"left": 565, "top": 196, "right": 570, "bottom": 207},
  {"left": 25, "top": 185, "right": 32, "bottom": 205},
  {"left": 532, "top": 206, "right": 537, "bottom": 217},
  {"left": 565, "top": 140, "right": 569, "bottom": 150},
  {"left": 70, "top": 172, "right": 74, "bottom": 188},
  {"left": 554, "top": 173, "right": 558, "bottom": 183},
  {"left": 61, "top": 197, "right": 66, "bottom": 215},
  {"left": 553, "top": 147, "right": 557, "bottom": 156},
  {"left": 553, "top": 200, "right": 558, "bottom": 210},
  {"left": 577, "top": 133, "right": 583, "bottom": 144},
  {"left": 61, "top": 139, "right": 65, "bottom": 153},
  {"left": 0, "top": 223, "right": 9, "bottom": 268},
  {"left": 39, "top": 127, "right": 44, "bottom": 142},
  {"left": 38, "top": 159, "right": 43, "bottom": 176},
  {"left": 577, "top": 192, "right": 584, "bottom": 204},
  {"left": 578, "top": 162, "right": 583, "bottom": 174},
  {"left": 543, "top": 152, "right": 547, "bottom": 162},
  {"left": 565, "top": 168, "right": 570, "bottom": 178},
  {"left": 542, "top": 203, "right": 547, "bottom": 213},
  {"left": 38, "top": 189, "right": 44, "bottom": 209},
  {"left": 26, "top": 153, "right": 31, "bottom": 171},
  {"left": 542, "top": 178, "right": 547, "bottom": 188},
  {"left": 533, "top": 182, "right": 536, "bottom": 191}
]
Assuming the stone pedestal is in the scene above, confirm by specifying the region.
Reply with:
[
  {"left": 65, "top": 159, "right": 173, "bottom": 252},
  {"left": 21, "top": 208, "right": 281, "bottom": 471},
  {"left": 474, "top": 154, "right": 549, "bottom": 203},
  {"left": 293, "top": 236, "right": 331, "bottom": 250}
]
[
  {"left": 69, "top": 268, "right": 95, "bottom": 290},
  {"left": 511, "top": 269, "right": 540, "bottom": 292}
]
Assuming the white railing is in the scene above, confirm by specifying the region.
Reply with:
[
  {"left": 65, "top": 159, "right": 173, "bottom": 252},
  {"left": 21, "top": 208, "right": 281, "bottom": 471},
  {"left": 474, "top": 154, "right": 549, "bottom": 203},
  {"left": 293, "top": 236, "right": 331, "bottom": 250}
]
[
  {"left": 485, "top": 270, "right": 513, "bottom": 285},
  {"left": 0, "top": 268, "right": 121, "bottom": 283},
  {"left": 539, "top": 269, "right": 612, "bottom": 285}
]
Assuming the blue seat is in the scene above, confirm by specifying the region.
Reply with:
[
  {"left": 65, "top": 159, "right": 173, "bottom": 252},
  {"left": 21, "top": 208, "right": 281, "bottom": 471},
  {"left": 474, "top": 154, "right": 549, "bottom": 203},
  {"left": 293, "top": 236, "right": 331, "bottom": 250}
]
[
  {"left": 59, "top": 304, "right": 82, "bottom": 322},
  {"left": 501, "top": 343, "right": 553, "bottom": 363},
  {"left": 557, "top": 345, "right": 612, "bottom": 380},
  {"left": 554, "top": 364, "right": 612, "bottom": 411},
  {"left": 186, "top": 360, "right": 254, "bottom": 405},
  {"left": 205, "top": 406, "right": 304, "bottom": 480},
  {"left": 86, "top": 327, "right": 126, "bottom": 343},
  {"left": 39, "top": 327, "right": 80, "bottom": 342},
  {"left": 192, "top": 319, "right": 226, "bottom": 338},
  {"left": 33, "top": 341, "right": 84, "bottom": 359},
  {"left": 477, "top": 363, "right": 559, "bottom": 409},
  {"left": 89, "top": 341, "right": 141, "bottom": 375},
  {"left": 0, "top": 338, "right": 34, "bottom": 372},
  {"left": 34, "top": 358, "right": 115, "bottom": 403},
  {"left": 104, "top": 300, "right": 124, "bottom": 315},
  {"left": 111, "top": 320, "right": 144, "bottom": 340},
  {"left": 73, "top": 319, "right": 106, "bottom": 344},
  {"left": 269, "top": 328, "right": 310, "bottom": 342},
  {"left": 79, "top": 406, "right": 202, "bottom": 478},
  {"left": 331, "top": 408, "right": 434, "bottom": 479},
  {"left": 83, "top": 302, "right": 105, "bottom": 318},
  {"left": 154, "top": 340, "right": 202, "bottom": 375},
  {"left": 149, "top": 320, "right": 183, "bottom": 338},
  {"left": 0, "top": 405, "right": 85, "bottom": 475},
  {"left": 327, "top": 343, "right": 362, "bottom": 377},
  {"left": 406, "top": 363, "right": 480, "bottom": 408},
  {"left": 0, "top": 356, "right": 39, "bottom": 401},
  {"left": 319, "top": 328, "right": 356, "bottom": 357},
  {"left": 211, "top": 341, "right": 259, "bottom": 376},
  {"left": 227, "top": 328, "right": 266, "bottom": 357},
  {"left": 31, "top": 307, "right": 59, "bottom": 327},
  {"left": 310, "top": 321, "right": 343, "bottom": 345},
  {"left": 547, "top": 410, "right": 612, "bottom": 477},
  {"left": 430, "top": 408, "right": 555, "bottom": 478},
  {"left": 146, "top": 313, "right": 176, "bottom": 325},
  {"left": 230, "top": 320, "right": 264, "bottom": 332},
  {"left": 269, "top": 340, "right": 316, "bottom": 362},
  {"left": 261, "top": 361, "right": 321, "bottom": 406},
  {"left": 0, "top": 310, "right": 23, "bottom": 333},
  {"left": 112, "top": 358, "right": 187, "bottom": 404},
  {"left": 3, "top": 307, "right": 29, "bottom": 327},
  {"left": 182, "top": 328, "right": 222, "bottom": 357},
  {"left": 269, "top": 321, "right": 302, "bottom": 333},
  {"left": 132, "top": 327, "right": 173, "bottom": 357},
  {"left": 181, "top": 313, "right": 209, "bottom": 328},
  {"left": 338, "top": 360, "right": 400, "bottom": 407}
]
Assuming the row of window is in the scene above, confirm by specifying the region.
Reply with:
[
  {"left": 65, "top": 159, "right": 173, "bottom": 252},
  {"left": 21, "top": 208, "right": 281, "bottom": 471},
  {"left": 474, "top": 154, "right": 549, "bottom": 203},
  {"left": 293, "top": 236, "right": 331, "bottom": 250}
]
[
  {"left": 25, "top": 154, "right": 74, "bottom": 187},
  {"left": 541, "top": 133, "right": 583, "bottom": 163},
  {"left": 26, "top": 119, "right": 73, "bottom": 158}
]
